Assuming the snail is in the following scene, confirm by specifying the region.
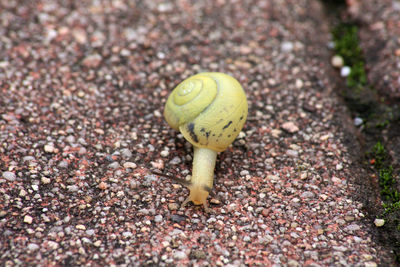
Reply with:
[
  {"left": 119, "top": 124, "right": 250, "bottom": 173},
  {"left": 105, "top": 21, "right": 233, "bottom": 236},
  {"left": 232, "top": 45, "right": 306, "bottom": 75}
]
[{"left": 159, "top": 72, "right": 248, "bottom": 211}]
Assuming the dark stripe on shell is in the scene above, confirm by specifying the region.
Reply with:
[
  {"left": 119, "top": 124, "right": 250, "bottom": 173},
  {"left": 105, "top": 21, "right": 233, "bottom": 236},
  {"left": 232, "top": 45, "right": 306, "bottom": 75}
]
[
  {"left": 222, "top": 120, "right": 232, "bottom": 130},
  {"left": 187, "top": 123, "right": 199, "bottom": 143}
]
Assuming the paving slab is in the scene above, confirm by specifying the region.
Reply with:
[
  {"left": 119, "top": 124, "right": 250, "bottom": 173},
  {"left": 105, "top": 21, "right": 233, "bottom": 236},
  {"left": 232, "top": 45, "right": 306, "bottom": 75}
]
[
  {"left": 0, "top": 0, "right": 395, "bottom": 266},
  {"left": 348, "top": 0, "right": 400, "bottom": 99}
]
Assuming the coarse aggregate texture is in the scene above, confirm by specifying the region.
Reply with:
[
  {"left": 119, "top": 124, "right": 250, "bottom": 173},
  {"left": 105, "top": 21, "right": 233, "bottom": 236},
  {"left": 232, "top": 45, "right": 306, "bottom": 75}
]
[
  {"left": 0, "top": 0, "right": 396, "bottom": 266},
  {"left": 347, "top": 0, "right": 400, "bottom": 99}
]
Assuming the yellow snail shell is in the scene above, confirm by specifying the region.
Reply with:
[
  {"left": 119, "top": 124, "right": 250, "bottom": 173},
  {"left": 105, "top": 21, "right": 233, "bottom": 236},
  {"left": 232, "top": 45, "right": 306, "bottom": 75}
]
[{"left": 164, "top": 72, "right": 248, "bottom": 152}]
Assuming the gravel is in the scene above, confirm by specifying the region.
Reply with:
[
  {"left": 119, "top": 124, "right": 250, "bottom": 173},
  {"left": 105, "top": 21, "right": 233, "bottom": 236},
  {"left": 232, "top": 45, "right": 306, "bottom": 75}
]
[{"left": 0, "top": 0, "right": 395, "bottom": 266}]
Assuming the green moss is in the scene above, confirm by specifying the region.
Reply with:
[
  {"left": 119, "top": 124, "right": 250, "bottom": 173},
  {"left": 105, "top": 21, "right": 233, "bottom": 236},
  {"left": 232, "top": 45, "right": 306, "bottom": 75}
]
[
  {"left": 371, "top": 142, "right": 399, "bottom": 202},
  {"left": 369, "top": 142, "right": 400, "bottom": 216},
  {"left": 332, "top": 24, "right": 367, "bottom": 89}
]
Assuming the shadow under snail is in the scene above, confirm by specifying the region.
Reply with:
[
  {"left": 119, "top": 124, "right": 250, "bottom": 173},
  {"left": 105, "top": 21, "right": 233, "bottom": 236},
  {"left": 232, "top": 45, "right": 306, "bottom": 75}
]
[{"left": 156, "top": 72, "right": 248, "bottom": 211}]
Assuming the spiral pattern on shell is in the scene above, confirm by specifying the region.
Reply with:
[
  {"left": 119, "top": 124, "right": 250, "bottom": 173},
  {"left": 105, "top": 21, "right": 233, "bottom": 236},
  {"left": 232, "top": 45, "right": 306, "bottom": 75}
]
[{"left": 164, "top": 72, "right": 248, "bottom": 152}]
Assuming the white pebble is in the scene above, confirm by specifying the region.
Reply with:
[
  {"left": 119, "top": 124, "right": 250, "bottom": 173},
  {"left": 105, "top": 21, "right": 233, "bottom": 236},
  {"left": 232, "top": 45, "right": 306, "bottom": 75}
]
[
  {"left": 340, "top": 66, "right": 351, "bottom": 77},
  {"left": 2, "top": 171, "right": 16, "bottom": 181},
  {"left": 86, "top": 229, "right": 95, "bottom": 236},
  {"left": 173, "top": 251, "right": 187, "bottom": 260},
  {"left": 345, "top": 224, "right": 360, "bottom": 231},
  {"left": 41, "top": 177, "right": 51, "bottom": 184},
  {"left": 243, "top": 236, "right": 251, "bottom": 242},
  {"left": 24, "top": 215, "right": 33, "bottom": 224},
  {"left": 47, "top": 241, "right": 59, "bottom": 250},
  {"left": 281, "top": 41, "right": 294, "bottom": 52},
  {"left": 154, "top": 215, "right": 163, "bottom": 223},
  {"left": 28, "top": 243, "right": 40, "bottom": 251},
  {"left": 76, "top": 224, "right": 86, "bottom": 230},
  {"left": 108, "top": 162, "right": 120, "bottom": 169},
  {"left": 120, "top": 148, "right": 132, "bottom": 159},
  {"left": 281, "top": 121, "right": 299, "bottom": 133},
  {"left": 169, "top": 156, "right": 181, "bottom": 165},
  {"left": 44, "top": 144, "right": 55, "bottom": 153},
  {"left": 286, "top": 149, "right": 299, "bottom": 157},
  {"left": 154, "top": 110, "right": 162, "bottom": 117},
  {"left": 364, "top": 262, "right": 378, "bottom": 267},
  {"left": 374, "top": 218, "right": 385, "bottom": 227},
  {"left": 336, "top": 163, "right": 343, "bottom": 170},
  {"left": 67, "top": 185, "right": 78, "bottom": 192},
  {"left": 19, "top": 189, "right": 27, "bottom": 197},
  {"left": 123, "top": 162, "right": 137, "bottom": 169},
  {"left": 295, "top": 79, "right": 303, "bottom": 89},
  {"left": 354, "top": 117, "right": 363, "bottom": 126},
  {"left": 300, "top": 191, "right": 315, "bottom": 199},
  {"left": 160, "top": 150, "right": 169, "bottom": 157},
  {"left": 240, "top": 170, "right": 249, "bottom": 176},
  {"left": 331, "top": 55, "right": 344, "bottom": 68},
  {"left": 122, "top": 231, "right": 133, "bottom": 238}
]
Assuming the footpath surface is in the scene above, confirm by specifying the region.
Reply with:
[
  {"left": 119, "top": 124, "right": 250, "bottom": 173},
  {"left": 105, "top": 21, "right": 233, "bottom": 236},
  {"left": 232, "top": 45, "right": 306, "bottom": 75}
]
[{"left": 0, "top": 0, "right": 397, "bottom": 266}]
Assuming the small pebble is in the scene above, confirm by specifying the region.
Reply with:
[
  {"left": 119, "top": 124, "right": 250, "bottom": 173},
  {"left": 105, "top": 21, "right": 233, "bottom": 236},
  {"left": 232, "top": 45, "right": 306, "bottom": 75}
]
[
  {"left": 154, "top": 215, "right": 163, "bottom": 223},
  {"left": 374, "top": 218, "right": 385, "bottom": 227},
  {"left": 168, "top": 203, "right": 179, "bottom": 210},
  {"left": 281, "top": 122, "right": 299, "bottom": 133},
  {"left": 364, "top": 262, "right": 378, "bottom": 267},
  {"left": 160, "top": 150, "right": 169, "bottom": 157},
  {"left": 19, "top": 189, "right": 27, "bottom": 197},
  {"left": 340, "top": 66, "right": 351, "bottom": 77},
  {"left": 281, "top": 41, "right": 293, "bottom": 52},
  {"left": 123, "top": 162, "right": 137, "bottom": 169},
  {"left": 286, "top": 149, "right": 299, "bottom": 157},
  {"left": 271, "top": 129, "right": 282, "bottom": 138},
  {"left": 44, "top": 144, "right": 55, "bottom": 153},
  {"left": 108, "top": 162, "right": 120, "bottom": 169},
  {"left": 171, "top": 214, "right": 186, "bottom": 223},
  {"left": 173, "top": 251, "right": 187, "bottom": 260},
  {"left": 345, "top": 224, "right": 360, "bottom": 232},
  {"left": 333, "top": 245, "right": 347, "bottom": 252},
  {"left": 47, "top": 241, "right": 59, "bottom": 250},
  {"left": 122, "top": 231, "right": 133, "bottom": 238},
  {"left": 41, "top": 177, "right": 51, "bottom": 184},
  {"left": 76, "top": 224, "right": 86, "bottom": 230},
  {"left": 240, "top": 170, "right": 249, "bottom": 176},
  {"left": 27, "top": 243, "right": 40, "bottom": 251},
  {"left": 67, "top": 185, "right": 79, "bottom": 192},
  {"left": 24, "top": 215, "right": 33, "bottom": 224},
  {"left": 120, "top": 148, "right": 132, "bottom": 159},
  {"left": 2, "top": 171, "right": 16, "bottom": 181},
  {"left": 86, "top": 229, "right": 95, "bottom": 236},
  {"left": 82, "top": 54, "right": 102, "bottom": 68},
  {"left": 58, "top": 161, "right": 69, "bottom": 168},
  {"left": 169, "top": 157, "right": 181, "bottom": 165},
  {"left": 98, "top": 182, "right": 107, "bottom": 190},
  {"left": 72, "top": 28, "right": 87, "bottom": 44},
  {"left": 300, "top": 191, "right": 315, "bottom": 199},
  {"left": 354, "top": 117, "right": 363, "bottom": 126},
  {"left": 22, "top": 156, "right": 35, "bottom": 162},
  {"left": 331, "top": 55, "right": 344, "bottom": 68}
]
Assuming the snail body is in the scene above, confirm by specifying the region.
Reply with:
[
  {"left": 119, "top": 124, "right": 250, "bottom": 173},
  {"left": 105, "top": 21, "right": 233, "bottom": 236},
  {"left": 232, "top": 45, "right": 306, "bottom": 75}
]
[{"left": 163, "top": 72, "right": 248, "bottom": 211}]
